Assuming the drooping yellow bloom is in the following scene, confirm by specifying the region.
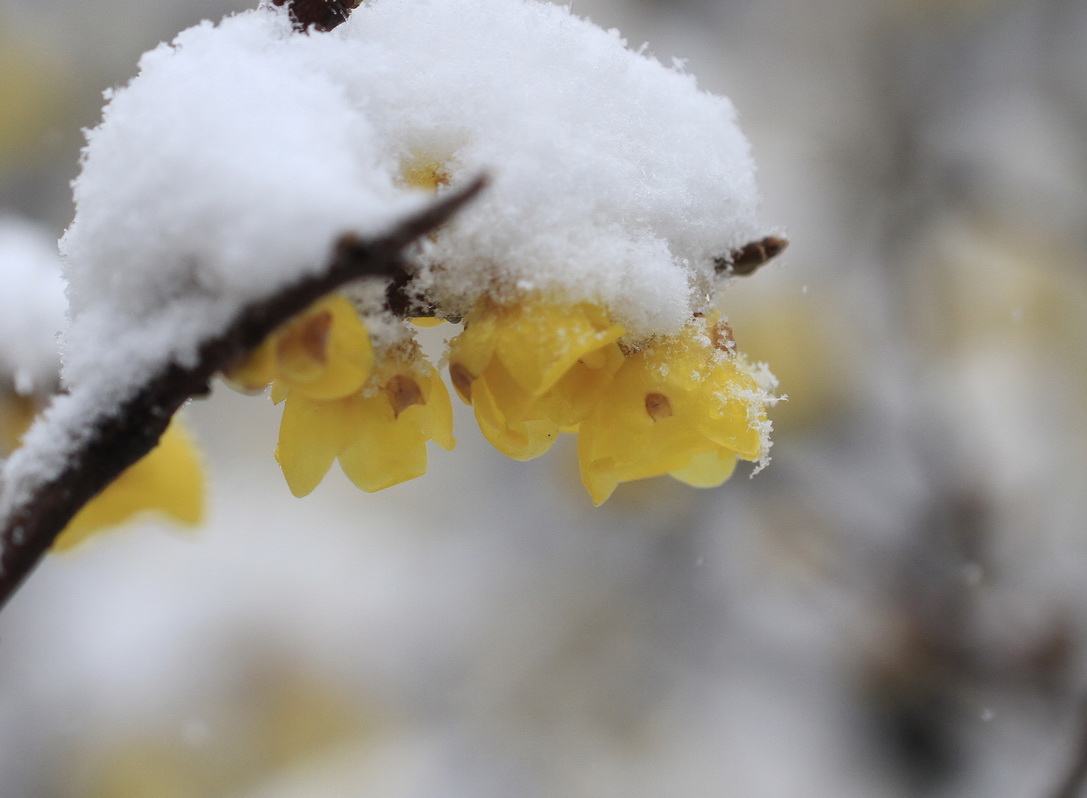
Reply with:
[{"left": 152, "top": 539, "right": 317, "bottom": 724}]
[
  {"left": 2, "top": 393, "right": 204, "bottom": 551},
  {"left": 448, "top": 297, "right": 625, "bottom": 460},
  {"left": 222, "top": 291, "right": 773, "bottom": 506},
  {"left": 224, "top": 294, "right": 374, "bottom": 400},
  {"left": 0, "top": 394, "right": 36, "bottom": 454},
  {"left": 578, "top": 315, "right": 770, "bottom": 505},
  {"left": 226, "top": 294, "right": 452, "bottom": 496},
  {"left": 54, "top": 417, "right": 205, "bottom": 550},
  {"left": 275, "top": 343, "right": 455, "bottom": 496}
]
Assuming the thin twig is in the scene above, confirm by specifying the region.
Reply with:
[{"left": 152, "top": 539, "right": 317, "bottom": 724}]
[
  {"left": 714, "top": 235, "right": 789, "bottom": 277},
  {"left": 0, "top": 177, "right": 485, "bottom": 612},
  {"left": 272, "top": 0, "right": 358, "bottom": 32}
]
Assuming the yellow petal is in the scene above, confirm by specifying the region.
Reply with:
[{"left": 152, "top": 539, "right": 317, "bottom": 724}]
[
  {"left": 337, "top": 395, "right": 429, "bottom": 492},
  {"left": 494, "top": 301, "right": 625, "bottom": 396},
  {"left": 418, "top": 367, "right": 456, "bottom": 451},
  {"left": 320, "top": 345, "right": 456, "bottom": 492},
  {"left": 410, "top": 317, "right": 446, "bottom": 328},
  {"left": 477, "top": 357, "right": 539, "bottom": 424},
  {"left": 695, "top": 363, "right": 765, "bottom": 461},
  {"left": 54, "top": 418, "right": 205, "bottom": 551},
  {"left": 270, "top": 379, "right": 291, "bottom": 405},
  {"left": 275, "top": 392, "right": 353, "bottom": 497},
  {"left": 576, "top": 326, "right": 751, "bottom": 503},
  {"left": 542, "top": 342, "right": 624, "bottom": 427},
  {"left": 447, "top": 309, "right": 499, "bottom": 403},
  {"left": 577, "top": 420, "right": 620, "bottom": 506},
  {"left": 276, "top": 295, "right": 374, "bottom": 400},
  {"left": 669, "top": 448, "right": 739, "bottom": 488},
  {"left": 0, "top": 395, "right": 36, "bottom": 454},
  {"left": 222, "top": 335, "right": 278, "bottom": 393},
  {"left": 472, "top": 375, "right": 559, "bottom": 460}
]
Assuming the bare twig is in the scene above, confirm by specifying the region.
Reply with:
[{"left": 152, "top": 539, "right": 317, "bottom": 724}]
[
  {"left": 715, "top": 235, "right": 789, "bottom": 277},
  {"left": 0, "top": 177, "right": 485, "bottom": 612}
]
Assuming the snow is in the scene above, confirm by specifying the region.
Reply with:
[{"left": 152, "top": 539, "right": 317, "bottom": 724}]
[
  {"left": 60, "top": 0, "right": 767, "bottom": 398},
  {"left": 0, "top": 388, "right": 107, "bottom": 518},
  {"left": 0, "top": 219, "right": 66, "bottom": 397},
  {"left": 4, "top": 0, "right": 772, "bottom": 530}
]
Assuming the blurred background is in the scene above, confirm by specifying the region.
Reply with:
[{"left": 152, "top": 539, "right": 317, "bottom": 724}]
[{"left": 1, "top": 0, "right": 1086, "bottom": 795}]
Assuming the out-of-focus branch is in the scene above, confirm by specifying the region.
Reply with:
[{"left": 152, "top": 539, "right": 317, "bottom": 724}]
[
  {"left": 0, "top": 177, "right": 485, "bottom": 612},
  {"left": 272, "top": 0, "right": 358, "bottom": 32},
  {"left": 1046, "top": 698, "right": 1087, "bottom": 798}
]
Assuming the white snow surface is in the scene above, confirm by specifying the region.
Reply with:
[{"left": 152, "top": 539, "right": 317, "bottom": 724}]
[
  {"left": 0, "top": 219, "right": 66, "bottom": 396},
  {"left": 61, "top": 0, "right": 765, "bottom": 394}
]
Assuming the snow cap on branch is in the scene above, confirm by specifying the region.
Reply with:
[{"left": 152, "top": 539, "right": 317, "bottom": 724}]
[{"left": 61, "top": 0, "right": 766, "bottom": 392}]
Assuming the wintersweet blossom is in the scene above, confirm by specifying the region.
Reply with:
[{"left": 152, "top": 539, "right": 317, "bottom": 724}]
[
  {"left": 225, "top": 294, "right": 374, "bottom": 400},
  {"left": 275, "top": 342, "right": 454, "bottom": 496},
  {"left": 54, "top": 419, "right": 205, "bottom": 550},
  {"left": 1, "top": 395, "right": 205, "bottom": 550},
  {"left": 0, "top": 219, "right": 206, "bottom": 550},
  {"left": 578, "top": 316, "right": 773, "bottom": 505},
  {"left": 448, "top": 298, "right": 625, "bottom": 460},
  {"left": 47, "top": 0, "right": 783, "bottom": 514},
  {"left": 226, "top": 292, "right": 454, "bottom": 495},
  {"left": 0, "top": 395, "right": 36, "bottom": 454}
]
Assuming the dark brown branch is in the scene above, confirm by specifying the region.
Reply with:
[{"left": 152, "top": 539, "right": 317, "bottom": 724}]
[
  {"left": 0, "top": 176, "right": 485, "bottom": 612},
  {"left": 272, "top": 0, "right": 358, "bottom": 32},
  {"left": 715, "top": 235, "right": 789, "bottom": 277}
]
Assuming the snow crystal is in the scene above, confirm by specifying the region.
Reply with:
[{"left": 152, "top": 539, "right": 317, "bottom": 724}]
[
  {"left": 62, "top": 0, "right": 767, "bottom": 395},
  {"left": 0, "top": 387, "right": 101, "bottom": 518},
  {"left": 0, "top": 218, "right": 66, "bottom": 396}
]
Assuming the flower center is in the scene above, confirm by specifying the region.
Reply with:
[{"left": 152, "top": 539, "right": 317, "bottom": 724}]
[
  {"left": 386, "top": 374, "right": 424, "bottom": 417},
  {"left": 449, "top": 363, "right": 475, "bottom": 401},
  {"left": 711, "top": 320, "right": 735, "bottom": 355},
  {"left": 644, "top": 392, "right": 672, "bottom": 421},
  {"left": 282, "top": 309, "right": 332, "bottom": 366}
]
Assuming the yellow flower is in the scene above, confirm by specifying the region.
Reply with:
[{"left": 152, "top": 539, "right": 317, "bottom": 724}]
[
  {"left": 448, "top": 297, "right": 625, "bottom": 460},
  {"left": 224, "top": 294, "right": 374, "bottom": 400},
  {"left": 225, "top": 293, "right": 450, "bottom": 496},
  {"left": 410, "top": 317, "right": 446, "bottom": 328},
  {"left": 577, "top": 315, "right": 771, "bottom": 505},
  {"left": 275, "top": 343, "right": 455, "bottom": 496},
  {"left": 54, "top": 417, "right": 205, "bottom": 550},
  {"left": 400, "top": 153, "right": 450, "bottom": 193},
  {"left": 0, "top": 394, "right": 36, "bottom": 455}
]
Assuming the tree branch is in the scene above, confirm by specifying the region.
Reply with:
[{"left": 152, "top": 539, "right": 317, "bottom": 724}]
[
  {"left": 0, "top": 176, "right": 485, "bottom": 612},
  {"left": 272, "top": 0, "right": 358, "bottom": 32}
]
